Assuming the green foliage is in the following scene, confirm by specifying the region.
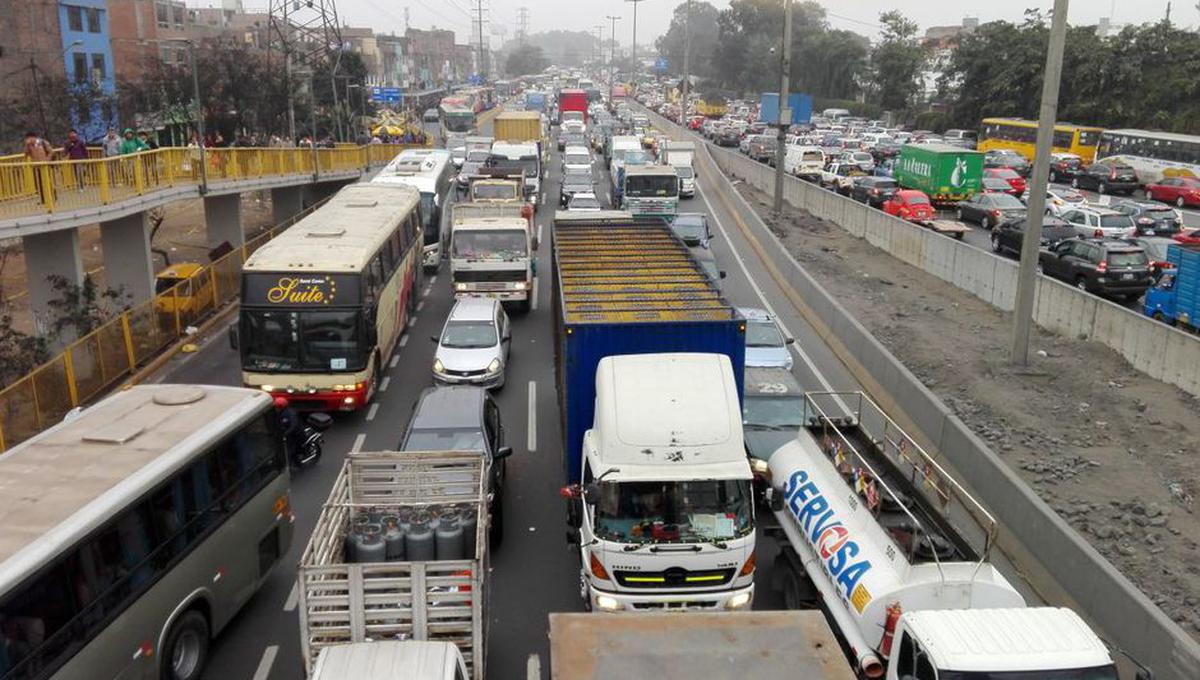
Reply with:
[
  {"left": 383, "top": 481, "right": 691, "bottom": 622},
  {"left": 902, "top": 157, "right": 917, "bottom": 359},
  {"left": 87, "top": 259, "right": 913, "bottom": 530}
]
[
  {"left": 506, "top": 45, "right": 549, "bottom": 77},
  {"left": 869, "top": 11, "right": 926, "bottom": 111},
  {"left": 655, "top": 2, "right": 722, "bottom": 80},
  {"left": 44, "top": 274, "right": 129, "bottom": 340},
  {"left": 0, "top": 315, "right": 49, "bottom": 387}
]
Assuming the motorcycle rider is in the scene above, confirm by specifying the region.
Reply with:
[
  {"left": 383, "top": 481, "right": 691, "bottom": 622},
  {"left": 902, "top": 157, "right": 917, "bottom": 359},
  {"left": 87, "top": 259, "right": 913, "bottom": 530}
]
[{"left": 274, "top": 396, "right": 302, "bottom": 463}]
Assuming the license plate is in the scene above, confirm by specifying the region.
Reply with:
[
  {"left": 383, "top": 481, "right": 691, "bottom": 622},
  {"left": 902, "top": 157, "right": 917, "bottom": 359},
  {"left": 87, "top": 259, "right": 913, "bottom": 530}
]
[{"left": 1122, "top": 273, "right": 1134, "bottom": 280}]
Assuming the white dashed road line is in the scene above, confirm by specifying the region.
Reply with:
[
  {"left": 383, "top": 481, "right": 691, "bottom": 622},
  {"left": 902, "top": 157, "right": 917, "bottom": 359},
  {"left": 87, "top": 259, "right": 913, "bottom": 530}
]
[
  {"left": 252, "top": 646, "right": 278, "bottom": 680},
  {"left": 351, "top": 433, "right": 366, "bottom": 453},
  {"left": 379, "top": 376, "right": 391, "bottom": 392},
  {"left": 527, "top": 381, "right": 537, "bottom": 453},
  {"left": 366, "top": 403, "right": 379, "bottom": 422},
  {"left": 283, "top": 583, "right": 298, "bottom": 612}
]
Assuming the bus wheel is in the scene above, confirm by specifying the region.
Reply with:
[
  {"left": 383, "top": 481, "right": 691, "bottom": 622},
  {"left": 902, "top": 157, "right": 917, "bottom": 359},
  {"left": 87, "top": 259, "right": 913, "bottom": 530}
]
[{"left": 164, "top": 610, "right": 209, "bottom": 680}]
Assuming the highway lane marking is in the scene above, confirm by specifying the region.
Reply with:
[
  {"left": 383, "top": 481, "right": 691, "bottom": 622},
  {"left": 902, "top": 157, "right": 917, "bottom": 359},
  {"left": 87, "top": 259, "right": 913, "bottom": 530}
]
[
  {"left": 366, "top": 403, "right": 379, "bottom": 422},
  {"left": 697, "top": 180, "right": 845, "bottom": 409},
  {"left": 399, "top": 334, "right": 409, "bottom": 348},
  {"left": 252, "top": 645, "right": 278, "bottom": 680},
  {"left": 422, "top": 287, "right": 431, "bottom": 298},
  {"left": 537, "top": 223, "right": 543, "bottom": 248},
  {"left": 527, "top": 381, "right": 537, "bottom": 453},
  {"left": 531, "top": 277, "right": 540, "bottom": 310},
  {"left": 430, "top": 275, "right": 438, "bottom": 284},
  {"left": 351, "top": 433, "right": 366, "bottom": 453},
  {"left": 527, "top": 654, "right": 542, "bottom": 680},
  {"left": 417, "top": 300, "right": 426, "bottom": 312},
  {"left": 283, "top": 583, "right": 298, "bottom": 612},
  {"left": 379, "top": 376, "right": 391, "bottom": 392},
  {"left": 409, "top": 316, "right": 418, "bottom": 327}
]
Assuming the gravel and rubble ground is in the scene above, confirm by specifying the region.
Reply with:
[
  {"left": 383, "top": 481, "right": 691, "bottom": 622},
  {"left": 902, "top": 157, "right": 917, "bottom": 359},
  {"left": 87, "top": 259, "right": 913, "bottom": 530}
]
[
  {"left": 734, "top": 180, "right": 1200, "bottom": 636},
  {"left": 0, "top": 192, "right": 273, "bottom": 333}
]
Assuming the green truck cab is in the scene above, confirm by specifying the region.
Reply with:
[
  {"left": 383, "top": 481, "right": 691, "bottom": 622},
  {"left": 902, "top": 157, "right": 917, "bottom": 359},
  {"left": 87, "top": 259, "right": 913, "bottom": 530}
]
[{"left": 894, "top": 143, "right": 983, "bottom": 202}]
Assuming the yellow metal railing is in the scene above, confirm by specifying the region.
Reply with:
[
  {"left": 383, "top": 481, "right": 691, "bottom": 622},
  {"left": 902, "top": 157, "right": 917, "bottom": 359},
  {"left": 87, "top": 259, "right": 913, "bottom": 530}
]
[
  {"left": 0, "top": 198, "right": 332, "bottom": 452},
  {"left": 0, "top": 142, "right": 429, "bottom": 221}
]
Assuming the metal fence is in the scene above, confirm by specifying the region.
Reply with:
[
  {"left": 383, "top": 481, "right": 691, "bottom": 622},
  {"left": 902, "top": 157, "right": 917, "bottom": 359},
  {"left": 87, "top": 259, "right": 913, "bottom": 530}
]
[
  {"left": 0, "top": 142, "right": 427, "bottom": 221},
  {"left": 0, "top": 198, "right": 330, "bottom": 452}
]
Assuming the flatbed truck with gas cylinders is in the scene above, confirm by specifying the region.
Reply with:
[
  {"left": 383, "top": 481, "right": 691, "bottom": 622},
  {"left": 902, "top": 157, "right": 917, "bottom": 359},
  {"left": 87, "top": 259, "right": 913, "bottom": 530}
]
[
  {"left": 551, "top": 212, "right": 752, "bottom": 613},
  {"left": 298, "top": 450, "right": 489, "bottom": 680},
  {"left": 542, "top": 611, "right": 856, "bottom": 680},
  {"left": 762, "top": 391, "right": 1124, "bottom": 680}
]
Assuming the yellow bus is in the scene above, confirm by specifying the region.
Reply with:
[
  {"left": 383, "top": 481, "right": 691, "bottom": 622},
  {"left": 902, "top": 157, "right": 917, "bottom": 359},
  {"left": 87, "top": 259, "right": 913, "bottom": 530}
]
[
  {"left": 235, "top": 182, "right": 423, "bottom": 411},
  {"left": 978, "top": 118, "right": 1104, "bottom": 163}
]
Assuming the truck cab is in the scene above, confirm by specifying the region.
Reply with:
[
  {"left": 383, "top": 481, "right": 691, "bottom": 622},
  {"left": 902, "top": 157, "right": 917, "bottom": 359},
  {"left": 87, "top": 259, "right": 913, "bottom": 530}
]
[
  {"left": 568, "top": 353, "right": 756, "bottom": 613},
  {"left": 311, "top": 641, "right": 469, "bottom": 680},
  {"left": 449, "top": 205, "right": 533, "bottom": 310},
  {"left": 622, "top": 165, "right": 680, "bottom": 220},
  {"left": 489, "top": 141, "right": 542, "bottom": 206}
]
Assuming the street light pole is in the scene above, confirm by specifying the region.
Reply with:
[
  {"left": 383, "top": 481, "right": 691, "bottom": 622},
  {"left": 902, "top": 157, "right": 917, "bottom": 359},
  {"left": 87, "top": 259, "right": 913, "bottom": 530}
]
[
  {"left": 680, "top": 0, "right": 691, "bottom": 125},
  {"left": 1011, "top": 0, "right": 1071, "bottom": 364},
  {"left": 772, "top": 0, "right": 792, "bottom": 216},
  {"left": 625, "top": 0, "right": 646, "bottom": 84},
  {"left": 606, "top": 15, "right": 621, "bottom": 95}
]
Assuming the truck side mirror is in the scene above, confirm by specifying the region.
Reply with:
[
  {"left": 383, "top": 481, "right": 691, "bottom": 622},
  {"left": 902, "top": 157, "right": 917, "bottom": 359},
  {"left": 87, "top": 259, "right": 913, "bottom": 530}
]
[
  {"left": 228, "top": 326, "right": 239, "bottom": 350},
  {"left": 582, "top": 483, "right": 600, "bottom": 505},
  {"left": 719, "top": 270, "right": 727, "bottom": 280},
  {"left": 566, "top": 527, "right": 581, "bottom": 544},
  {"left": 495, "top": 446, "right": 513, "bottom": 460}
]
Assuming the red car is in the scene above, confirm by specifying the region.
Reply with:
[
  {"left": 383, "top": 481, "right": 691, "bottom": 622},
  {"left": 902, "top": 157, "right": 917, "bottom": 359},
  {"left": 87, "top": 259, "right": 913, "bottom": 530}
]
[
  {"left": 688, "top": 116, "right": 705, "bottom": 130},
  {"left": 1144, "top": 176, "right": 1200, "bottom": 208},
  {"left": 985, "top": 167, "right": 1027, "bottom": 195},
  {"left": 982, "top": 176, "right": 1020, "bottom": 196},
  {"left": 883, "top": 190, "right": 936, "bottom": 223},
  {"left": 1174, "top": 229, "right": 1200, "bottom": 245}
]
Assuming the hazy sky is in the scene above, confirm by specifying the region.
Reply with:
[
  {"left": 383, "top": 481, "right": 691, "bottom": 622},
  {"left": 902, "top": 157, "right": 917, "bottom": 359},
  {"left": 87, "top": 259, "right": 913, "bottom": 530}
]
[{"left": 218, "top": 1, "right": 1183, "bottom": 48}]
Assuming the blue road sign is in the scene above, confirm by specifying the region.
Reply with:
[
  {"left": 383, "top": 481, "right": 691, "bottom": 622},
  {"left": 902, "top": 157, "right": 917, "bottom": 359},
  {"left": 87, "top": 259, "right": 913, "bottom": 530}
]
[
  {"left": 369, "top": 87, "right": 403, "bottom": 104},
  {"left": 654, "top": 57, "right": 669, "bottom": 72}
]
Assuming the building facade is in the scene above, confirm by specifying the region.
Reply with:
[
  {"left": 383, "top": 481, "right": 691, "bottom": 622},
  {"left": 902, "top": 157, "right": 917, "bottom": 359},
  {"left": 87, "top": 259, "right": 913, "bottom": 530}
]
[{"left": 59, "top": 0, "right": 118, "bottom": 141}]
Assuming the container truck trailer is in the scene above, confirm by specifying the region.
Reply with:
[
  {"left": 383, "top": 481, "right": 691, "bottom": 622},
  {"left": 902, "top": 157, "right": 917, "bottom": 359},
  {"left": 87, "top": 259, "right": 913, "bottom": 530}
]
[
  {"left": 763, "top": 391, "right": 1122, "bottom": 680},
  {"left": 894, "top": 143, "right": 983, "bottom": 203}
]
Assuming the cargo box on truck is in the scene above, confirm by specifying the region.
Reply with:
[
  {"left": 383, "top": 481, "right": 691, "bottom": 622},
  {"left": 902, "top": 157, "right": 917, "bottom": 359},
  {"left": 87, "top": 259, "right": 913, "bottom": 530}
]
[
  {"left": 551, "top": 212, "right": 745, "bottom": 482},
  {"left": 894, "top": 143, "right": 983, "bottom": 202},
  {"left": 558, "top": 89, "right": 589, "bottom": 124},
  {"left": 298, "top": 450, "right": 489, "bottom": 680},
  {"left": 1144, "top": 243, "right": 1200, "bottom": 330}
]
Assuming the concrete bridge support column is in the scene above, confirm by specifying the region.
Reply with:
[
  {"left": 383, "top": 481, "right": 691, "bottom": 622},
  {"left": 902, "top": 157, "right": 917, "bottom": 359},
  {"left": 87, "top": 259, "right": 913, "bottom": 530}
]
[
  {"left": 22, "top": 228, "right": 84, "bottom": 337},
  {"left": 271, "top": 186, "right": 305, "bottom": 225},
  {"left": 99, "top": 212, "right": 155, "bottom": 304},
  {"left": 204, "top": 193, "right": 244, "bottom": 252}
]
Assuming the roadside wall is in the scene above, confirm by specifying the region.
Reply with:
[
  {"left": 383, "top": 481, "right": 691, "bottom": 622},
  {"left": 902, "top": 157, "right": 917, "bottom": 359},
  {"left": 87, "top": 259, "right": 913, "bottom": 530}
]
[{"left": 657, "top": 113, "right": 1200, "bottom": 679}]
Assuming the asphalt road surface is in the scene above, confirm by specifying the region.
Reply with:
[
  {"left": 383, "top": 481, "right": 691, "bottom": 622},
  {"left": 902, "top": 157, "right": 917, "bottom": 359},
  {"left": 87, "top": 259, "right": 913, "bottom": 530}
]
[{"left": 156, "top": 108, "right": 1057, "bottom": 679}]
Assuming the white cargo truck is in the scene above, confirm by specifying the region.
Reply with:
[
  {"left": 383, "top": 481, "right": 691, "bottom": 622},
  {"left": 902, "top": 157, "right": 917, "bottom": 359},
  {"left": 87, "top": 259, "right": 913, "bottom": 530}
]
[
  {"left": 764, "top": 391, "right": 1123, "bottom": 680},
  {"left": 564, "top": 353, "right": 756, "bottom": 612},
  {"left": 543, "top": 611, "right": 856, "bottom": 680},
  {"left": 449, "top": 203, "right": 533, "bottom": 309},
  {"left": 621, "top": 164, "right": 680, "bottom": 220},
  {"left": 299, "top": 450, "right": 489, "bottom": 680},
  {"left": 661, "top": 140, "right": 695, "bottom": 170}
]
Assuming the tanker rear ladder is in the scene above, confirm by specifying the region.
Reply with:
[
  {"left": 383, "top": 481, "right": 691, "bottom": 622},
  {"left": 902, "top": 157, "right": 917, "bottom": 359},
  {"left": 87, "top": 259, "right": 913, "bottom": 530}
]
[{"left": 789, "top": 391, "right": 998, "bottom": 575}]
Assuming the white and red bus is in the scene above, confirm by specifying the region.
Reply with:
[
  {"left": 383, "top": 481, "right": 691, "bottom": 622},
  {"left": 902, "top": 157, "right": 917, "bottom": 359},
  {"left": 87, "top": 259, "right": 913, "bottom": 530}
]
[{"left": 236, "top": 183, "right": 423, "bottom": 411}]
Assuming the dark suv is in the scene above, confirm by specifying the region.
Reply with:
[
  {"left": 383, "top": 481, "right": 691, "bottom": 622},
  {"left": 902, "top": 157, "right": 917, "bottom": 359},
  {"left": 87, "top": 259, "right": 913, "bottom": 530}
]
[
  {"left": 399, "top": 385, "right": 512, "bottom": 544},
  {"left": 1038, "top": 238, "right": 1152, "bottom": 300},
  {"left": 1073, "top": 162, "right": 1139, "bottom": 195},
  {"left": 850, "top": 176, "right": 899, "bottom": 208},
  {"left": 990, "top": 216, "right": 1077, "bottom": 257},
  {"left": 1110, "top": 200, "right": 1183, "bottom": 237}
]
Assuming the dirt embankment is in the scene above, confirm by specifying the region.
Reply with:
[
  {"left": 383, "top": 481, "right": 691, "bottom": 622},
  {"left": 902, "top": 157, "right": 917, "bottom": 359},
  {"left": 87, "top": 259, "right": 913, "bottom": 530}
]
[{"left": 734, "top": 180, "right": 1200, "bottom": 635}]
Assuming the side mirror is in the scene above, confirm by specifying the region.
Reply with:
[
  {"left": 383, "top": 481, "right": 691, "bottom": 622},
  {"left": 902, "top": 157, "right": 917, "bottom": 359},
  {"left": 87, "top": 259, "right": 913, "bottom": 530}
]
[
  {"left": 495, "top": 446, "right": 513, "bottom": 460},
  {"left": 785, "top": 337, "right": 795, "bottom": 345},
  {"left": 431, "top": 335, "right": 439, "bottom": 343},
  {"left": 719, "top": 270, "right": 727, "bottom": 280},
  {"left": 566, "top": 527, "right": 581, "bottom": 544},
  {"left": 227, "top": 326, "right": 239, "bottom": 350},
  {"left": 582, "top": 482, "right": 601, "bottom": 505}
]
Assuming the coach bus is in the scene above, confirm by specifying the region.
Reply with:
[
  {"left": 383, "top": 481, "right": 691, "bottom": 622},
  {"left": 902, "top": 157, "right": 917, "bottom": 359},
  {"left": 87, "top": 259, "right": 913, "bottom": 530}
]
[
  {"left": 439, "top": 99, "right": 476, "bottom": 138},
  {"left": 1096, "top": 128, "right": 1200, "bottom": 185},
  {"left": 0, "top": 384, "right": 290, "bottom": 680},
  {"left": 372, "top": 148, "right": 455, "bottom": 272},
  {"left": 236, "top": 182, "right": 423, "bottom": 411},
  {"left": 978, "top": 117, "right": 1104, "bottom": 163}
]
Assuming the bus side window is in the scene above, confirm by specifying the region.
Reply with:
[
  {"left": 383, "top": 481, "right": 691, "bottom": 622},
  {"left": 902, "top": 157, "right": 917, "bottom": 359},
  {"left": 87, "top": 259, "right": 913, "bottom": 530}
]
[
  {"left": 0, "top": 561, "right": 75, "bottom": 677},
  {"left": 380, "top": 242, "right": 396, "bottom": 279},
  {"left": 390, "top": 231, "right": 402, "bottom": 266}
]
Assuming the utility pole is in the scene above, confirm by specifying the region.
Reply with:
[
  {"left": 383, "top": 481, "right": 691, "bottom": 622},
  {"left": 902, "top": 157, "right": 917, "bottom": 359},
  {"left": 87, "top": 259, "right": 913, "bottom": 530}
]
[
  {"left": 594, "top": 25, "right": 603, "bottom": 67},
  {"left": 606, "top": 15, "right": 620, "bottom": 93},
  {"left": 772, "top": 0, "right": 792, "bottom": 215},
  {"left": 1011, "top": 0, "right": 1070, "bottom": 364},
  {"left": 680, "top": 0, "right": 691, "bottom": 125},
  {"left": 517, "top": 7, "right": 529, "bottom": 45},
  {"left": 476, "top": 0, "right": 487, "bottom": 80},
  {"left": 625, "top": 0, "right": 647, "bottom": 84}
]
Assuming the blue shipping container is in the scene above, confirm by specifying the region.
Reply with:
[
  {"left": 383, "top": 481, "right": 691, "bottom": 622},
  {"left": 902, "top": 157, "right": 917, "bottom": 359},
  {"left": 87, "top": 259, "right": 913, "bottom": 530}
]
[
  {"left": 1144, "top": 244, "right": 1200, "bottom": 328},
  {"left": 553, "top": 217, "right": 746, "bottom": 483},
  {"left": 758, "top": 92, "right": 813, "bottom": 125}
]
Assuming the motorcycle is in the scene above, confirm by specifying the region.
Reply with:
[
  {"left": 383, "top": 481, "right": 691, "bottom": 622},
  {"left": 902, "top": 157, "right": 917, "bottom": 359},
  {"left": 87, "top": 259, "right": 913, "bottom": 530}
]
[{"left": 281, "top": 406, "right": 332, "bottom": 469}]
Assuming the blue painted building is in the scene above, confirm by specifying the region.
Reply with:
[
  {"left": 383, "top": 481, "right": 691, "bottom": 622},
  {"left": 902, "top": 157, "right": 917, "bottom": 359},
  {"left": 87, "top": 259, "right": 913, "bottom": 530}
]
[{"left": 58, "top": 0, "right": 118, "bottom": 142}]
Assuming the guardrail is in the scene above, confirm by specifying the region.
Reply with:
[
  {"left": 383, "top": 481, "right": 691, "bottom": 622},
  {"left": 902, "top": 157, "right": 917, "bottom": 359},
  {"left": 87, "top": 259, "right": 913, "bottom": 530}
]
[
  {"left": 646, "top": 107, "right": 1200, "bottom": 680},
  {"left": 0, "top": 142, "right": 427, "bottom": 221},
  {"left": 0, "top": 196, "right": 331, "bottom": 452}
]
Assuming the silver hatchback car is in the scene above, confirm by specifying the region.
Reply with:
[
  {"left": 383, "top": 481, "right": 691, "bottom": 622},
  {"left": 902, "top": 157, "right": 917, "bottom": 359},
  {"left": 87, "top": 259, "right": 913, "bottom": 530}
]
[
  {"left": 432, "top": 297, "right": 511, "bottom": 389},
  {"left": 739, "top": 307, "right": 794, "bottom": 370}
]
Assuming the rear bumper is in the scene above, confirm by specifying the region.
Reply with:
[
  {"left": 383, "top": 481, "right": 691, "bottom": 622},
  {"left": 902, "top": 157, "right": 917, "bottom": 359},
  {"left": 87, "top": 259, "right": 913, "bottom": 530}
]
[
  {"left": 588, "top": 582, "right": 754, "bottom": 612},
  {"left": 258, "top": 386, "right": 367, "bottom": 412},
  {"left": 454, "top": 287, "right": 529, "bottom": 301}
]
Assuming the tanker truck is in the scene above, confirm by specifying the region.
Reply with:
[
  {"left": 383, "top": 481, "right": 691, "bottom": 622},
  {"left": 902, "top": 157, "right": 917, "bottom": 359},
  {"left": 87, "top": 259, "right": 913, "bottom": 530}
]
[{"left": 764, "top": 391, "right": 1123, "bottom": 680}]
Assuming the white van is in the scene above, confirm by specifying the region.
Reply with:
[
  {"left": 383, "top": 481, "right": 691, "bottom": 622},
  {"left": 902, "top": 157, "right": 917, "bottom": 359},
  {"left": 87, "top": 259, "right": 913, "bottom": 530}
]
[{"left": 784, "top": 146, "right": 826, "bottom": 181}]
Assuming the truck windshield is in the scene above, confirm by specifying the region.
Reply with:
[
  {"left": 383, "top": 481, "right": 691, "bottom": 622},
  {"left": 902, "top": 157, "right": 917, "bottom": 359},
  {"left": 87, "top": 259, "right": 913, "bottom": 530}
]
[
  {"left": 452, "top": 230, "right": 528, "bottom": 261},
  {"left": 625, "top": 175, "right": 679, "bottom": 198},
  {"left": 594, "top": 480, "right": 753, "bottom": 544},
  {"left": 473, "top": 184, "right": 519, "bottom": 200},
  {"left": 939, "top": 666, "right": 1117, "bottom": 680},
  {"left": 241, "top": 308, "right": 365, "bottom": 372},
  {"left": 743, "top": 395, "right": 806, "bottom": 429}
]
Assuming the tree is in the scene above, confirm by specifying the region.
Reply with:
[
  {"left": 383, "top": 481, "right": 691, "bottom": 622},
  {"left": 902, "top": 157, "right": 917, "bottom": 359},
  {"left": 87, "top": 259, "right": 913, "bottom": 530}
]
[
  {"left": 655, "top": 2, "right": 722, "bottom": 80},
  {"left": 43, "top": 274, "right": 129, "bottom": 341},
  {"left": 868, "top": 11, "right": 926, "bottom": 111},
  {"left": 506, "top": 45, "right": 549, "bottom": 77},
  {"left": 0, "top": 314, "right": 49, "bottom": 388}
]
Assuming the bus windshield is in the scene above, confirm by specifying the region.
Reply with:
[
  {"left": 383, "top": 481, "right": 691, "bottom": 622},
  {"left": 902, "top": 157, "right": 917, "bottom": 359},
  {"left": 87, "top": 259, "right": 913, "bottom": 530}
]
[
  {"left": 442, "top": 110, "right": 474, "bottom": 132},
  {"left": 241, "top": 308, "right": 366, "bottom": 372},
  {"left": 452, "top": 230, "right": 528, "bottom": 261},
  {"left": 625, "top": 175, "right": 679, "bottom": 198},
  {"left": 594, "top": 479, "right": 753, "bottom": 544}
]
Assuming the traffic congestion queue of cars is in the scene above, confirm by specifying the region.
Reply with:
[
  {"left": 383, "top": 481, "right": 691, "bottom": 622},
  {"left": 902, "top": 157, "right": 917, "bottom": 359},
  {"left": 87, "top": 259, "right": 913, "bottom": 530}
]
[{"left": 637, "top": 91, "right": 1200, "bottom": 307}]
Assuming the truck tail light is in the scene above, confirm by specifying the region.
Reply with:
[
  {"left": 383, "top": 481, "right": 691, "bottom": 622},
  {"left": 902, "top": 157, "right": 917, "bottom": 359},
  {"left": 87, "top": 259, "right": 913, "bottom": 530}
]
[{"left": 589, "top": 552, "right": 610, "bottom": 580}]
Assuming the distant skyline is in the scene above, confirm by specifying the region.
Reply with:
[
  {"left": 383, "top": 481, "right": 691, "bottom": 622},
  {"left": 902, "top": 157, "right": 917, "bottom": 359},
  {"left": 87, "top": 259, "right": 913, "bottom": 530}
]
[{"left": 198, "top": 1, "right": 1184, "bottom": 48}]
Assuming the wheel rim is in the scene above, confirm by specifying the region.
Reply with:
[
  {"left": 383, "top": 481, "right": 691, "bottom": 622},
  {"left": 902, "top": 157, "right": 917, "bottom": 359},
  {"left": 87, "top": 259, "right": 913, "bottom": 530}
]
[
  {"left": 1072, "top": 178, "right": 1078, "bottom": 188},
  {"left": 1099, "top": 183, "right": 1106, "bottom": 194},
  {"left": 991, "top": 235, "right": 1000, "bottom": 251},
  {"left": 172, "top": 629, "right": 201, "bottom": 679},
  {"left": 982, "top": 217, "right": 989, "bottom": 230},
  {"left": 1178, "top": 197, "right": 1185, "bottom": 208},
  {"left": 1076, "top": 279, "right": 1088, "bottom": 290},
  {"left": 955, "top": 208, "right": 962, "bottom": 220}
]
